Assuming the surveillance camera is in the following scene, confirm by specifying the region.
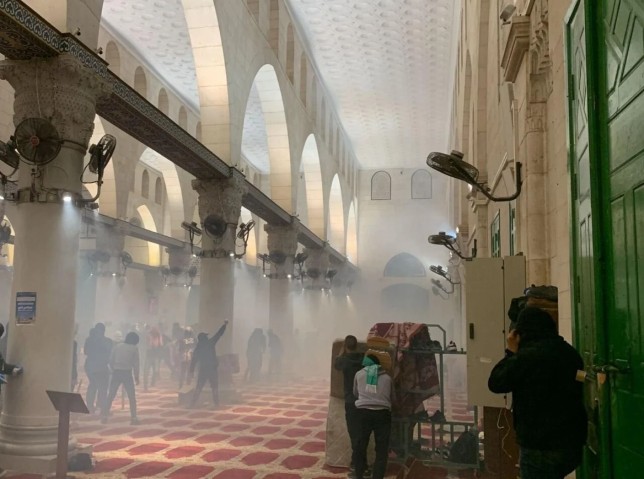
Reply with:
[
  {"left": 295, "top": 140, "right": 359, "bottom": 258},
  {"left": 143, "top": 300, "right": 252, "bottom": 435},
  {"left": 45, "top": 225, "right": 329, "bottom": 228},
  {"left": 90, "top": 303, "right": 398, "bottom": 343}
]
[
  {"left": 74, "top": 27, "right": 82, "bottom": 36},
  {"left": 96, "top": 47, "right": 104, "bottom": 55},
  {"left": 500, "top": 4, "right": 516, "bottom": 23}
]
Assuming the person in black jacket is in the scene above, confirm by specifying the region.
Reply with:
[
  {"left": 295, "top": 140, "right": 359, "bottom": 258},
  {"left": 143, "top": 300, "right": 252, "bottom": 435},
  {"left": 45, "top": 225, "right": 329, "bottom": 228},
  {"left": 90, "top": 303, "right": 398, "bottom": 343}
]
[
  {"left": 83, "top": 323, "right": 113, "bottom": 413},
  {"left": 488, "top": 307, "right": 587, "bottom": 479},
  {"left": 333, "top": 335, "right": 365, "bottom": 478},
  {"left": 188, "top": 320, "right": 228, "bottom": 408}
]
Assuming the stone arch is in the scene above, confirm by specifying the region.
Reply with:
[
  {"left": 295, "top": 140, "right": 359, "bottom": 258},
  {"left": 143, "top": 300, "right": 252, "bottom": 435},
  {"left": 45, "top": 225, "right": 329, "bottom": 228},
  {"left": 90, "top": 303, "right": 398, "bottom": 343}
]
[
  {"left": 136, "top": 205, "right": 160, "bottom": 266},
  {"left": 141, "top": 169, "right": 150, "bottom": 199},
  {"left": 178, "top": 106, "right": 188, "bottom": 131},
  {"left": 320, "top": 97, "right": 326, "bottom": 141},
  {"left": 268, "top": 0, "right": 279, "bottom": 53},
  {"left": 309, "top": 78, "right": 317, "bottom": 120},
  {"left": 183, "top": 0, "right": 231, "bottom": 161},
  {"left": 346, "top": 201, "right": 357, "bottom": 264},
  {"left": 411, "top": 170, "right": 432, "bottom": 199},
  {"left": 299, "top": 53, "right": 307, "bottom": 102},
  {"left": 140, "top": 148, "right": 186, "bottom": 239},
  {"left": 286, "top": 23, "right": 295, "bottom": 84},
  {"left": 158, "top": 88, "right": 169, "bottom": 115},
  {"left": 134, "top": 66, "right": 147, "bottom": 99},
  {"left": 383, "top": 253, "right": 426, "bottom": 277},
  {"left": 105, "top": 41, "right": 120, "bottom": 76},
  {"left": 299, "top": 134, "right": 323, "bottom": 236},
  {"left": 243, "top": 64, "right": 292, "bottom": 211},
  {"left": 371, "top": 171, "right": 391, "bottom": 200},
  {"left": 196, "top": 122, "right": 202, "bottom": 142},
  {"left": 327, "top": 174, "right": 345, "bottom": 253},
  {"left": 154, "top": 177, "right": 163, "bottom": 204}
]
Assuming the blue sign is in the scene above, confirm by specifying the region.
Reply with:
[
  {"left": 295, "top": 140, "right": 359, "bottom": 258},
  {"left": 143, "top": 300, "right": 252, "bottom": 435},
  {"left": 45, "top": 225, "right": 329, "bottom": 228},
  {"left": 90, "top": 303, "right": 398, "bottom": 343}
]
[{"left": 15, "top": 292, "right": 36, "bottom": 324}]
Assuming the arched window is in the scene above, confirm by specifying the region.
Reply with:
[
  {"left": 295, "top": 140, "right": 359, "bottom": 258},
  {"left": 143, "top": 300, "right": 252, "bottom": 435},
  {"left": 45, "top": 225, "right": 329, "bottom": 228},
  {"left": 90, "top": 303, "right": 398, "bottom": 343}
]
[
  {"left": 105, "top": 42, "right": 120, "bottom": 76},
  {"left": 158, "top": 89, "right": 169, "bottom": 115},
  {"left": 141, "top": 170, "right": 149, "bottom": 199},
  {"left": 383, "top": 253, "right": 426, "bottom": 277},
  {"left": 299, "top": 54, "right": 307, "bottom": 102},
  {"left": 178, "top": 106, "right": 188, "bottom": 130},
  {"left": 371, "top": 171, "right": 391, "bottom": 200},
  {"left": 411, "top": 170, "right": 432, "bottom": 199},
  {"left": 286, "top": 23, "right": 295, "bottom": 84},
  {"left": 134, "top": 67, "right": 147, "bottom": 99},
  {"left": 154, "top": 177, "right": 163, "bottom": 204}
]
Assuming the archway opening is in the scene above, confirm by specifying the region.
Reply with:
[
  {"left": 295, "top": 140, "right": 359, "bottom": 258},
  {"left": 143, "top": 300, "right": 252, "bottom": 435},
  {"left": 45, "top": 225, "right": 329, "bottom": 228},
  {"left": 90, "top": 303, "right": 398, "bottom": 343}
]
[{"left": 327, "top": 175, "right": 344, "bottom": 253}]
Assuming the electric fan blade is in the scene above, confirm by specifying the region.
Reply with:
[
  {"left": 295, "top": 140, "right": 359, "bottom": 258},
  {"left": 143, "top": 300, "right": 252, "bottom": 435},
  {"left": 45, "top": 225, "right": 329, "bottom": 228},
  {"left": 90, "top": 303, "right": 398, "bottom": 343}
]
[{"left": 14, "top": 118, "right": 62, "bottom": 165}]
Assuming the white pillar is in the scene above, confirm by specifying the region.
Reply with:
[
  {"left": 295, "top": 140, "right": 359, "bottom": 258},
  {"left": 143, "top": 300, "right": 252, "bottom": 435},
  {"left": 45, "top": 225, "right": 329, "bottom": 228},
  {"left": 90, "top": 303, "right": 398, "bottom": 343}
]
[
  {"left": 0, "top": 55, "right": 107, "bottom": 470},
  {"left": 265, "top": 222, "right": 299, "bottom": 369},
  {"left": 192, "top": 177, "right": 246, "bottom": 354}
]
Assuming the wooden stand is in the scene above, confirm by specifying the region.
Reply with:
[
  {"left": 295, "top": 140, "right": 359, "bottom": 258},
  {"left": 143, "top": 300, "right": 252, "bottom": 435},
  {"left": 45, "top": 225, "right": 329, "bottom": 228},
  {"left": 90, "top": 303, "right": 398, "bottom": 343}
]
[{"left": 46, "top": 390, "right": 90, "bottom": 479}]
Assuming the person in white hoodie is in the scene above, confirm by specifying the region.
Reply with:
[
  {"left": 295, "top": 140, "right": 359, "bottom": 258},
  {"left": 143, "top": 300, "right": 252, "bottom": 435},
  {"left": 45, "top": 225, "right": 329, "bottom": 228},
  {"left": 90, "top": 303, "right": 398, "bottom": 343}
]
[
  {"left": 352, "top": 354, "right": 393, "bottom": 479},
  {"left": 101, "top": 331, "right": 140, "bottom": 425}
]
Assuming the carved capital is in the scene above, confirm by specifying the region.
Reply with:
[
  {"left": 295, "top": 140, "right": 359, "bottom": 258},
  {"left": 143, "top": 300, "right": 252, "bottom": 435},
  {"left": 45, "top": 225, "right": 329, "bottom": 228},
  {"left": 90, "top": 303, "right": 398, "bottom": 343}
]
[
  {"left": 0, "top": 54, "right": 111, "bottom": 147},
  {"left": 265, "top": 223, "right": 299, "bottom": 258},
  {"left": 192, "top": 176, "right": 247, "bottom": 256},
  {"left": 529, "top": 0, "right": 552, "bottom": 96},
  {"left": 192, "top": 176, "right": 247, "bottom": 224}
]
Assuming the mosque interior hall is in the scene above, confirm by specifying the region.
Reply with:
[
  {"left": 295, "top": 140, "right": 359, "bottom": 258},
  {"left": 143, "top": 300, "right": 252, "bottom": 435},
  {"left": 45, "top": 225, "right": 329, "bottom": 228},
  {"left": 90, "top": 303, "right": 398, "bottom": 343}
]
[{"left": 0, "top": 0, "right": 642, "bottom": 478}]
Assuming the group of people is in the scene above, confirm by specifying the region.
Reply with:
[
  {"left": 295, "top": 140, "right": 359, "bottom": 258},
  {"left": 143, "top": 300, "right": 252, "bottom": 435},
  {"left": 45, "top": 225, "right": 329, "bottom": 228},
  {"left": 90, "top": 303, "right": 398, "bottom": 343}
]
[
  {"left": 335, "top": 306, "right": 588, "bottom": 479},
  {"left": 245, "top": 328, "right": 283, "bottom": 382},
  {"left": 82, "top": 320, "right": 230, "bottom": 424}
]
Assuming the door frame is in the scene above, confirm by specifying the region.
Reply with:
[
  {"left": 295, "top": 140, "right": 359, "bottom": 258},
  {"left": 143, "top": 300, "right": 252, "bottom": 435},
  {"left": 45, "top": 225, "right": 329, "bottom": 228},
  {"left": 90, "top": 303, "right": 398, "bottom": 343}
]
[{"left": 565, "top": 0, "right": 614, "bottom": 477}]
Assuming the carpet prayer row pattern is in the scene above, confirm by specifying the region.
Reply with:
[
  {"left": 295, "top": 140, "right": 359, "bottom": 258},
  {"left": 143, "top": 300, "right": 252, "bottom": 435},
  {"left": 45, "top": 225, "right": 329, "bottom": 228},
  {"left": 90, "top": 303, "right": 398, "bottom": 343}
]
[{"left": 4, "top": 378, "right": 478, "bottom": 478}]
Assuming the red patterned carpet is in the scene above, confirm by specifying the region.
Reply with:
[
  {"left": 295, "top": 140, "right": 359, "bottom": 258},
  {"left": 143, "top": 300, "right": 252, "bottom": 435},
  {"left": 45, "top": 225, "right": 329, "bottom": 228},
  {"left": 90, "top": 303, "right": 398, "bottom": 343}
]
[
  {"left": 2, "top": 375, "right": 484, "bottom": 478},
  {"left": 4, "top": 377, "right": 390, "bottom": 478}
]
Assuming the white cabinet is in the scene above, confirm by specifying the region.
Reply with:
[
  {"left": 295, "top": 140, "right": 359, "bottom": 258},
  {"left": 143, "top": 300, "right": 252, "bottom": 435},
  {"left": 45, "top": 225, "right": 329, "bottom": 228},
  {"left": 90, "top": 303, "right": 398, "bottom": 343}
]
[{"left": 464, "top": 256, "right": 526, "bottom": 408}]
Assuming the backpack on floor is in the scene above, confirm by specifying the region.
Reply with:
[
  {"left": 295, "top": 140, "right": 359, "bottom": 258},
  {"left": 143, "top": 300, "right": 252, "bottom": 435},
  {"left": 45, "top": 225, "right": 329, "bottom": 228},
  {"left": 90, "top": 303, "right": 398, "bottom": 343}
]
[{"left": 68, "top": 452, "right": 93, "bottom": 471}]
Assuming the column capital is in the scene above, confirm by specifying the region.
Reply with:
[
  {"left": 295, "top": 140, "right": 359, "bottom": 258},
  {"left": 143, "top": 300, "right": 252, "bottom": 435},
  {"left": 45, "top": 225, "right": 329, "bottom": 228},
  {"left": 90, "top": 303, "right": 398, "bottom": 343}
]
[
  {"left": 0, "top": 54, "right": 111, "bottom": 148},
  {"left": 192, "top": 176, "right": 247, "bottom": 257},
  {"left": 265, "top": 222, "right": 299, "bottom": 258}
]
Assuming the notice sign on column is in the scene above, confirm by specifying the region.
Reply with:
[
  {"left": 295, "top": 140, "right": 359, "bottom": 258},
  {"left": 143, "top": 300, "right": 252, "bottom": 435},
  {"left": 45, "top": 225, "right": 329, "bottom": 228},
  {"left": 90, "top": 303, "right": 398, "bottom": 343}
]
[{"left": 16, "top": 292, "right": 36, "bottom": 324}]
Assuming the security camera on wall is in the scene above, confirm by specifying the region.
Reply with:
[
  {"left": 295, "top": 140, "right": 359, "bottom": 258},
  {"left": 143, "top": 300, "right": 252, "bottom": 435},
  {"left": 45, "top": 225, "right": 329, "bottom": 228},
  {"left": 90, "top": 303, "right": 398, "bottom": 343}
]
[{"left": 500, "top": 3, "right": 517, "bottom": 23}]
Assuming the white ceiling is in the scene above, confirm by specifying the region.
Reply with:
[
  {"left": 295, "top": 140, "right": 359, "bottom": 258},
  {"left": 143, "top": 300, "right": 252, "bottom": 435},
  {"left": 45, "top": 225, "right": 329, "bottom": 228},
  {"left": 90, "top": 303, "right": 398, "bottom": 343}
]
[
  {"left": 101, "top": 0, "right": 200, "bottom": 112},
  {"left": 101, "top": 0, "right": 458, "bottom": 171},
  {"left": 286, "top": 0, "right": 458, "bottom": 169}
]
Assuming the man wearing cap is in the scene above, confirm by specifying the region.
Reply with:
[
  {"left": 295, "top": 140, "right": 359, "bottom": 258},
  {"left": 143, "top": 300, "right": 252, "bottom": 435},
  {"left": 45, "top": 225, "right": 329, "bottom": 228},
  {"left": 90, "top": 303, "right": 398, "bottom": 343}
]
[
  {"left": 352, "top": 354, "right": 393, "bottom": 479},
  {"left": 488, "top": 306, "right": 587, "bottom": 479}
]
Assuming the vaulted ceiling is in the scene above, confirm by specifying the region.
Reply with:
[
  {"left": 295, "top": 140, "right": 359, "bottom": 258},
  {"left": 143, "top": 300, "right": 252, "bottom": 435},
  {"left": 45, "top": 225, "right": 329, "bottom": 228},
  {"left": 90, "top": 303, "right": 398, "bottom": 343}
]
[{"left": 101, "top": 0, "right": 458, "bottom": 170}]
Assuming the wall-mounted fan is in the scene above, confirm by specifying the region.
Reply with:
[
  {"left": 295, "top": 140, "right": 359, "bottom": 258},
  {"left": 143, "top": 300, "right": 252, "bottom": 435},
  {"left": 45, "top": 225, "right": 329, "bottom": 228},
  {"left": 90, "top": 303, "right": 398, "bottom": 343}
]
[
  {"left": 268, "top": 251, "right": 287, "bottom": 264},
  {"left": 203, "top": 214, "right": 227, "bottom": 238},
  {"left": 426, "top": 150, "right": 522, "bottom": 202},
  {"left": 88, "top": 134, "right": 116, "bottom": 175},
  {"left": 13, "top": 118, "right": 62, "bottom": 166}
]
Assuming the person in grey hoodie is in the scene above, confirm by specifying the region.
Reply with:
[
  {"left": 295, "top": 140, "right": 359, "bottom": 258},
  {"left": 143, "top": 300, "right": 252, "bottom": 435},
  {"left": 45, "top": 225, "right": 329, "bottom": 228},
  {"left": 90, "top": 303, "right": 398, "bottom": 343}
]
[
  {"left": 101, "top": 331, "right": 140, "bottom": 425},
  {"left": 352, "top": 354, "right": 393, "bottom": 479}
]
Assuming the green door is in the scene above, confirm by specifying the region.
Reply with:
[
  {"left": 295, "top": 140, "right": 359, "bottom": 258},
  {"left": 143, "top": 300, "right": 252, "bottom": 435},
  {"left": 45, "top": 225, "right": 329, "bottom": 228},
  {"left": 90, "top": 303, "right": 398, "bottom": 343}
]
[{"left": 567, "top": 0, "right": 644, "bottom": 477}]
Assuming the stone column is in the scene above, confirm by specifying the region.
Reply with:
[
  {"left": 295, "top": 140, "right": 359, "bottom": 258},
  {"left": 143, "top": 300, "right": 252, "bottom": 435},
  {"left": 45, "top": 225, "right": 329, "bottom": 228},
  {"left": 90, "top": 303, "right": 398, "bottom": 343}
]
[
  {"left": 0, "top": 55, "right": 108, "bottom": 470},
  {"left": 522, "top": 0, "right": 551, "bottom": 285},
  {"left": 158, "top": 247, "right": 192, "bottom": 326},
  {"left": 191, "top": 176, "right": 246, "bottom": 353},
  {"left": 265, "top": 221, "right": 299, "bottom": 371},
  {"left": 93, "top": 224, "right": 128, "bottom": 328}
]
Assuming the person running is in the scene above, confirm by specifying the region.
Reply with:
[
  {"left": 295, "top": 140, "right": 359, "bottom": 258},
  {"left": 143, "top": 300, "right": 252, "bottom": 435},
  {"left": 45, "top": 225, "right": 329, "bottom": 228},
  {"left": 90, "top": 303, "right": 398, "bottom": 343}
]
[
  {"left": 101, "top": 332, "right": 140, "bottom": 425},
  {"left": 188, "top": 320, "right": 228, "bottom": 408}
]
